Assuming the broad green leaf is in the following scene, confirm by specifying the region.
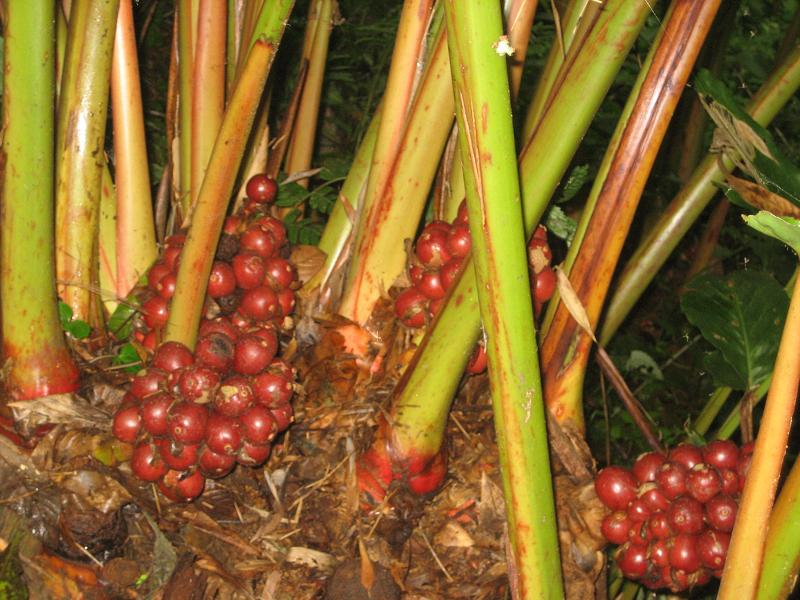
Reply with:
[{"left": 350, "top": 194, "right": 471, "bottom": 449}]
[
  {"left": 681, "top": 270, "right": 789, "bottom": 391},
  {"left": 67, "top": 320, "right": 91, "bottom": 340},
  {"left": 108, "top": 302, "right": 137, "bottom": 339},
  {"left": 556, "top": 164, "right": 589, "bottom": 204},
  {"left": 58, "top": 301, "right": 73, "bottom": 326},
  {"left": 114, "top": 343, "right": 143, "bottom": 373},
  {"left": 743, "top": 210, "right": 800, "bottom": 256},
  {"left": 703, "top": 350, "right": 747, "bottom": 390}
]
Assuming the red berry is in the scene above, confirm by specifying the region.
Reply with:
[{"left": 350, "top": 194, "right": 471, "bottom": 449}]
[
  {"left": 254, "top": 216, "right": 287, "bottom": 247},
  {"left": 705, "top": 494, "right": 738, "bottom": 532},
  {"left": 455, "top": 201, "right": 469, "bottom": 226},
  {"left": 647, "top": 511, "right": 672, "bottom": 539},
  {"left": 686, "top": 463, "right": 722, "bottom": 503},
  {"left": 162, "top": 244, "right": 182, "bottom": 270},
  {"left": 466, "top": 344, "right": 487, "bottom": 375},
  {"left": 269, "top": 404, "right": 294, "bottom": 431},
  {"left": 277, "top": 288, "right": 296, "bottom": 317},
  {"left": 239, "top": 405, "right": 278, "bottom": 445},
  {"left": 208, "top": 261, "right": 237, "bottom": 298},
  {"left": 601, "top": 511, "right": 632, "bottom": 545},
  {"left": 155, "top": 438, "right": 199, "bottom": 471},
  {"left": 130, "top": 443, "right": 169, "bottom": 482},
  {"left": 446, "top": 225, "right": 472, "bottom": 258},
  {"left": 159, "top": 469, "right": 205, "bottom": 502},
  {"left": 168, "top": 402, "right": 208, "bottom": 444},
  {"left": 233, "top": 334, "right": 277, "bottom": 375},
  {"left": 702, "top": 440, "right": 739, "bottom": 471},
  {"left": 130, "top": 367, "right": 169, "bottom": 399},
  {"left": 632, "top": 452, "right": 667, "bottom": 484},
  {"left": 719, "top": 468, "right": 739, "bottom": 496},
  {"left": 649, "top": 538, "right": 670, "bottom": 567},
  {"left": 262, "top": 257, "right": 295, "bottom": 290},
  {"left": 527, "top": 236, "right": 553, "bottom": 272},
  {"left": 697, "top": 529, "right": 730, "bottom": 570},
  {"left": 195, "top": 332, "right": 235, "bottom": 371},
  {"left": 198, "top": 316, "right": 240, "bottom": 341},
  {"left": 616, "top": 543, "right": 648, "bottom": 579},
  {"left": 418, "top": 270, "right": 446, "bottom": 300},
  {"left": 140, "top": 392, "right": 174, "bottom": 437},
  {"left": 668, "top": 534, "right": 701, "bottom": 573},
  {"left": 252, "top": 372, "right": 293, "bottom": 407},
  {"left": 240, "top": 226, "right": 277, "bottom": 258},
  {"left": 440, "top": 258, "right": 464, "bottom": 290},
  {"left": 409, "top": 264, "right": 424, "bottom": 285},
  {"left": 198, "top": 446, "right": 237, "bottom": 479},
  {"left": 142, "top": 295, "right": 169, "bottom": 330},
  {"left": 595, "top": 466, "right": 638, "bottom": 511},
  {"left": 165, "top": 233, "right": 186, "bottom": 248},
  {"left": 669, "top": 444, "right": 704, "bottom": 470},
  {"left": 394, "top": 287, "right": 428, "bottom": 328},
  {"left": 667, "top": 496, "right": 704, "bottom": 535},
  {"left": 214, "top": 376, "right": 255, "bottom": 417},
  {"left": 239, "top": 286, "right": 281, "bottom": 321},
  {"left": 204, "top": 413, "right": 243, "bottom": 456},
  {"left": 627, "top": 520, "right": 649, "bottom": 546},
  {"left": 232, "top": 252, "right": 266, "bottom": 290},
  {"left": 533, "top": 224, "right": 548, "bottom": 241},
  {"left": 156, "top": 272, "right": 177, "bottom": 299},
  {"left": 223, "top": 215, "right": 242, "bottom": 235},
  {"left": 147, "top": 261, "right": 172, "bottom": 291},
  {"left": 533, "top": 267, "right": 556, "bottom": 303},
  {"left": 627, "top": 498, "right": 651, "bottom": 522},
  {"left": 237, "top": 441, "right": 271, "bottom": 466},
  {"left": 245, "top": 174, "right": 278, "bottom": 203},
  {"left": 152, "top": 341, "right": 194, "bottom": 373},
  {"left": 177, "top": 366, "right": 221, "bottom": 402},
  {"left": 415, "top": 229, "right": 451, "bottom": 268},
  {"left": 112, "top": 404, "right": 142, "bottom": 443},
  {"left": 655, "top": 461, "right": 688, "bottom": 500}
]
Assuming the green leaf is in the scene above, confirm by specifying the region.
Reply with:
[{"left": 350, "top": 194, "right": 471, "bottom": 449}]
[
  {"left": 703, "top": 350, "right": 747, "bottom": 390},
  {"left": 556, "top": 164, "right": 590, "bottom": 204},
  {"left": 114, "top": 343, "right": 143, "bottom": 373},
  {"left": 67, "top": 320, "right": 91, "bottom": 340},
  {"left": 545, "top": 205, "right": 576, "bottom": 244},
  {"left": 625, "top": 349, "right": 663, "bottom": 381},
  {"left": 681, "top": 270, "right": 789, "bottom": 391},
  {"left": 58, "top": 301, "right": 73, "bottom": 327},
  {"left": 743, "top": 210, "right": 800, "bottom": 256},
  {"left": 274, "top": 181, "right": 308, "bottom": 208},
  {"left": 108, "top": 302, "right": 137, "bottom": 339}
]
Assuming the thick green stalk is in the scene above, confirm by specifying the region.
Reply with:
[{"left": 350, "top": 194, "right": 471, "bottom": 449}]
[
  {"left": 55, "top": 0, "right": 120, "bottom": 327},
  {"left": 191, "top": 0, "right": 227, "bottom": 207},
  {"left": 600, "top": 44, "right": 800, "bottom": 345},
  {"left": 98, "top": 166, "right": 118, "bottom": 311},
  {"left": 445, "top": 2, "right": 563, "bottom": 597},
  {"left": 164, "top": 0, "right": 294, "bottom": 349},
  {"left": 690, "top": 386, "right": 732, "bottom": 437},
  {"left": 177, "top": 0, "right": 194, "bottom": 217},
  {"left": 389, "top": 0, "right": 652, "bottom": 472},
  {"left": 1, "top": 0, "right": 79, "bottom": 400},
  {"left": 719, "top": 272, "right": 800, "bottom": 598},
  {"left": 111, "top": 0, "right": 157, "bottom": 299},
  {"left": 540, "top": 0, "right": 721, "bottom": 429}
]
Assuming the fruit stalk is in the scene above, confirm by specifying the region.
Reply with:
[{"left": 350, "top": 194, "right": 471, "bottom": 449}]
[
  {"left": 444, "top": 1, "right": 563, "bottom": 596},
  {"left": 540, "top": 0, "right": 721, "bottom": 429},
  {"left": 719, "top": 270, "right": 800, "bottom": 598},
  {"left": 111, "top": 0, "right": 158, "bottom": 299},
  {"left": 600, "top": 44, "right": 800, "bottom": 345},
  {"left": 1, "top": 0, "right": 80, "bottom": 401},
  {"left": 164, "top": 0, "right": 295, "bottom": 350},
  {"left": 55, "top": 0, "right": 120, "bottom": 327}
]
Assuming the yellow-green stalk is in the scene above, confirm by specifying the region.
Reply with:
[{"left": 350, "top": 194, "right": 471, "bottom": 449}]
[
  {"left": 111, "top": 0, "right": 157, "bottom": 299},
  {"left": 55, "top": 0, "right": 120, "bottom": 327},
  {"left": 445, "top": 1, "right": 563, "bottom": 595},
  {"left": 1, "top": 0, "right": 80, "bottom": 400},
  {"left": 177, "top": 0, "right": 194, "bottom": 217}
]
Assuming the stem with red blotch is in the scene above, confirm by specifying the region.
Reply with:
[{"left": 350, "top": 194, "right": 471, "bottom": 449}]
[{"left": 1, "top": 0, "right": 80, "bottom": 401}]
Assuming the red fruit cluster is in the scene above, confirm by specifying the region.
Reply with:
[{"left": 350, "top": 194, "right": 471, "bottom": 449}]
[
  {"left": 596, "top": 441, "right": 753, "bottom": 592},
  {"left": 395, "top": 201, "right": 555, "bottom": 375},
  {"left": 115, "top": 174, "right": 296, "bottom": 501},
  {"left": 136, "top": 174, "right": 294, "bottom": 350}
]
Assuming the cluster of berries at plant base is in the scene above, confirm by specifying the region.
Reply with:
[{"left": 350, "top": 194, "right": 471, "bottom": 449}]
[
  {"left": 394, "top": 200, "right": 555, "bottom": 374},
  {"left": 113, "top": 174, "right": 297, "bottom": 502},
  {"left": 595, "top": 440, "right": 752, "bottom": 593}
]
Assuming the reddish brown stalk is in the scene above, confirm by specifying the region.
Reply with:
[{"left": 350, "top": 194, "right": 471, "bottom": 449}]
[
  {"left": 505, "top": 0, "right": 539, "bottom": 99},
  {"left": 683, "top": 198, "right": 729, "bottom": 284},
  {"left": 540, "top": 0, "right": 722, "bottom": 429}
]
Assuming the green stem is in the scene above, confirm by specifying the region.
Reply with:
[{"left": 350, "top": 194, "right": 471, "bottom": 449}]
[
  {"left": 600, "top": 44, "right": 800, "bottom": 346},
  {"left": 164, "top": 0, "right": 294, "bottom": 350},
  {"left": 55, "top": 0, "right": 120, "bottom": 328},
  {"left": 690, "top": 386, "right": 732, "bottom": 437},
  {"left": 1, "top": 0, "right": 79, "bottom": 400},
  {"left": 445, "top": 1, "right": 563, "bottom": 596}
]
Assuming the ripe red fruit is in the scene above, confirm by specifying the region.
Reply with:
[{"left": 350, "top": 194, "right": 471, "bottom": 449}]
[
  {"left": 112, "top": 404, "right": 142, "bottom": 443},
  {"left": 155, "top": 438, "right": 199, "bottom": 471},
  {"left": 159, "top": 468, "right": 205, "bottom": 502},
  {"left": 668, "top": 444, "right": 704, "bottom": 470},
  {"left": 269, "top": 404, "right": 294, "bottom": 431},
  {"left": 208, "top": 261, "right": 237, "bottom": 298},
  {"left": 195, "top": 332, "right": 235, "bottom": 372},
  {"left": 240, "top": 226, "right": 277, "bottom": 258},
  {"left": 446, "top": 225, "right": 472, "bottom": 258},
  {"left": 147, "top": 261, "right": 171, "bottom": 291},
  {"left": 647, "top": 512, "right": 672, "bottom": 539},
  {"left": 440, "top": 258, "right": 464, "bottom": 290},
  {"left": 239, "top": 405, "right": 277, "bottom": 445},
  {"left": 627, "top": 498, "right": 651, "bottom": 522},
  {"left": 130, "top": 443, "right": 168, "bottom": 482},
  {"left": 165, "top": 233, "right": 186, "bottom": 248},
  {"left": 601, "top": 511, "right": 632, "bottom": 545},
  {"left": 640, "top": 484, "right": 670, "bottom": 513},
  {"left": 223, "top": 215, "right": 242, "bottom": 235},
  {"left": 152, "top": 341, "right": 194, "bottom": 373},
  {"left": 595, "top": 466, "right": 638, "bottom": 510},
  {"left": 407, "top": 451, "right": 447, "bottom": 496},
  {"left": 263, "top": 257, "right": 295, "bottom": 290},
  {"left": 245, "top": 173, "right": 278, "bottom": 203},
  {"left": 177, "top": 366, "right": 221, "bottom": 402},
  {"left": 267, "top": 358, "right": 294, "bottom": 380},
  {"left": 655, "top": 461, "right": 688, "bottom": 499},
  {"left": 240, "top": 286, "right": 281, "bottom": 321},
  {"left": 415, "top": 229, "right": 451, "bottom": 268},
  {"left": 686, "top": 463, "right": 722, "bottom": 503},
  {"left": 394, "top": 287, "right": 429, "bottom": 328},
  {"left": 140, "top": 392, "right": 174, "bottom": 437},
  {"left": 702, "top": 439, "right": 739, "bottom": 471},
  {"left": 162, "top": 244, "right": 182, "bottom": 270},
  {"left": 252, "top": 372, "right": 293, "bottom": 407},
  {"left": 204, "top": 413, "right": 243, "bottom": 455},
  {"left": 198, "top": 316, "right": 240, "bottom": 341},
  {"left": 527, "top": 236, "right": 553, "bottom": 272},
  {"left": 667, "top": 496, "right": 704, "bottom": 535},
  {"left": 627, "top": 520, "right": 649, "bottom": 546},
  {"left": 155, "top": 272, "right": 177, "bottom": 299},
  {"left": 142, "top": 295, "right": 169, "bottom": 329},
  {"left": 705, "top": 494, "right": 737, "bottom": 532},
  {"left": 198, "top": 446, "right": 237, "bottom": 479},
  {"left": 668, "top": 534, "right": 701, "bottom": 573},
  {"left": 277, "top": 288, "right": 296, "bottom": 317},
  {"left": 233, "top": 334, "right": 277, "bottom": 375},
  {"left": 466, "top": 344, "right": 487, "bottom": 374},
  {"left": 237, "top": 441, "right": 271, "bottom": 466},
  {"left": 697, "top": 529, "right": 730, "bottom": 570},
  {"left": 533, "top": 267, "right": 556, "bottom": 303},
  {"left": 616, "top": 543, "right": 648, "bottom": 579},
  {"left": 232, "top": 252, "right": 266, "bottom": 290},
  {"left": 632, "top": 452, "right": 667, "bottom": 484},
  {"left": 130, "top": 367, "right": 169, "bottom": 399},
  {"left": 168, "top": 402, "right": 208, "bottom": 444},
  {"left": 214, "top": 376, "right": 255, "bottom": 417},
  {"left": 649, "top": 538, "right": 670, "bottom": 567},
  {"left": 418, "top": 270, "right": 446, "bottom": 300},
  {"left": 456, "top": 200, "right": 469, "bottom": 226},
  {"left": 254, "top": 215, "right": 287, "bottom": 247}
]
